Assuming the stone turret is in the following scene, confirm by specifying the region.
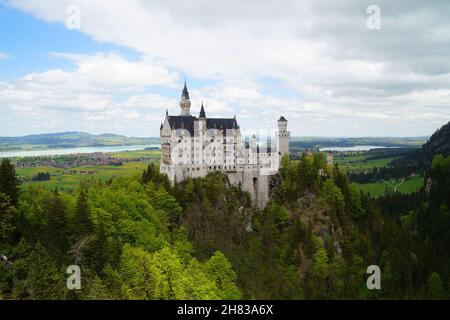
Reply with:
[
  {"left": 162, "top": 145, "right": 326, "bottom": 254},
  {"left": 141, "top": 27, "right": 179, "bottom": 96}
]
[
  {"left": 250, "top": 134, "right": 257, "bottom": 149},
  {"left": 327, "top": 151, "right": 334, "bottom": 165},
  {"left": 277, "top": 116, "right": 290, "bottom": 157},
  {"left": 180, "top": 81, "right": 191, "bottom": 116}
]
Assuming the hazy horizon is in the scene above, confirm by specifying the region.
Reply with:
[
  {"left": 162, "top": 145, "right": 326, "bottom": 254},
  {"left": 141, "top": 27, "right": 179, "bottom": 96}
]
[{"left": 0, "top": 130, "right": 431, "bottom": 140}]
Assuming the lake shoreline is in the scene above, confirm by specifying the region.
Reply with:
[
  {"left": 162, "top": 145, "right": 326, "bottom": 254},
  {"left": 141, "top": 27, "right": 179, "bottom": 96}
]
[
  {"left": 0, "top": 144, "right": 160, "bottom": 158},
  {"left": 319, "top": 145, "right": 399, "bottom": 152}
]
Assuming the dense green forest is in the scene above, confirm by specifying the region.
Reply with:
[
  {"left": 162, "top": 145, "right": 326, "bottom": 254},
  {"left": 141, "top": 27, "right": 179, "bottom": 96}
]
[{"left": 1, "top": 149, "right": 449, "bottom": 299}]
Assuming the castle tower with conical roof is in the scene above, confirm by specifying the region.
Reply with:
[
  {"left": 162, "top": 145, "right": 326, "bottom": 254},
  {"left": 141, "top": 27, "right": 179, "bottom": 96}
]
[
  {"left": 180, "top": 81, "right": 191, "bottom": 116},
  {"left": 277, "top": 116, "right": 290, "bottom": 158}
]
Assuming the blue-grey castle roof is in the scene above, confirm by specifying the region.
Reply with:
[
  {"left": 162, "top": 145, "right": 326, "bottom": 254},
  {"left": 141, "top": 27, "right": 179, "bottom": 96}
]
[
  {"left": 166, "top": 115, "right": 239, "bottom": 136},
  {"left": 166, "top": 83, "right": 239, "bottom": 135}
]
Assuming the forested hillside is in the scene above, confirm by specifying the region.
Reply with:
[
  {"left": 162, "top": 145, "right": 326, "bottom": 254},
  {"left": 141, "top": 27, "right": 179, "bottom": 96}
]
[
  {"left": 392, "top": 121, "right": 450, "bottom": 172},
  {"left": 0, "top": 151, "right": 449, "bottom": 299}
]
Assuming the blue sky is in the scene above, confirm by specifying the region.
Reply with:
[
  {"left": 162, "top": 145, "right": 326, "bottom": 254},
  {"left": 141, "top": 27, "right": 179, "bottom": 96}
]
[
  {"left": 1, "top": 1, "right": 449, "bottom": 137},
  {"left": 0, "top": 7, "right": 131, "bottom": 78}
]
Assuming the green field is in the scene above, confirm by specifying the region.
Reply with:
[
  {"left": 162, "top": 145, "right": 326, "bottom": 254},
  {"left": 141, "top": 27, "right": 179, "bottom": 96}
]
[
  {"left": 334, "top": 155, "right": 399, "bottom": 173},
  {"left": 15, "top": 149, "right": 161, "bottom": 192},
  {"left": 332, "top": 150, "right": 423, "bottom": 197},
  {"left": 354, "top": 175, "right": 424, "bottom": 197},
  {"left": 17, "top": 162, "right": 151, "bottom": 192},
  {"left": 109, "top": 149, "right": 160, "bottom": 159}
]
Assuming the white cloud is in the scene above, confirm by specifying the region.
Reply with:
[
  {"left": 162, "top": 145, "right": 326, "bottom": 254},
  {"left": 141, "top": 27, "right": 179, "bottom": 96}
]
[
  {"left": 3, "top": 0, "right": 450, "bottom": 136},
  {"left": 0, "top": 52, "right": 180, "bottom": 136},
  {"left": 0, "top": 52, "right": 9, "bottom": 60},
  {"left": 121, "top": 94, "right": 177, "bottom": 110},
  {"left": 23, "top": 52, "right": 178, "bottom": 93},
  {"left": 0, "top": 52, "right": 178, "bottom": 113}
]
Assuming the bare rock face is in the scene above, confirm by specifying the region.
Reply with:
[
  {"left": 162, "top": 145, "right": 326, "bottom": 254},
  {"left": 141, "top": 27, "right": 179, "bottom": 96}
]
[
  {"left": 299, "top": 192, "right": 316, "bottom": 209},
  {"left": 334, "top": 240, "right": 343, "bottom": 254},
  {"left": 425, "top": 177, "right": 433, "bottom": 194},
  {"left": 294, "top": 196, "right": 346, "bottom": 278},
  {"left": 268, "top": 173, "right": 282, "bottom": 199},
  {"left": 239, "top": 205, "right": 253, "bottom": 232}
]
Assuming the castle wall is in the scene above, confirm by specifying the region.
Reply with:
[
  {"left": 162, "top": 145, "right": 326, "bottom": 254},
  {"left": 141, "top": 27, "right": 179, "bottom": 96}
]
[
  {"left": 256, "top": 174, "right": 270, "bottom": 209},
  {"left": 226, "top": 171, "right": 242, "bottom": 187},
  {"left": 242, "top": 169, "right": 257, "bottom": 206}
]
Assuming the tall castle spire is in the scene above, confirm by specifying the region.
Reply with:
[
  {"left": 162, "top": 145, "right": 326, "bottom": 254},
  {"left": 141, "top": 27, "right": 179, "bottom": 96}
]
[
  {"left": 181, "top": 80, "right": 190, "bottom": 100},
  {"left": 180, "top": 81, "right": 191, "bottom": 116},
  {"left": 199, "top": 100, "right": 206, "bottom": 118}
]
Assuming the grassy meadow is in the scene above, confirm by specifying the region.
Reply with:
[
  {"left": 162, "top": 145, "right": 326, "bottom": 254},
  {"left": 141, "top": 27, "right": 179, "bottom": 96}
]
[
  {"left": 333, "top": 154, "right": 400, "bottom": 173},
  {"left": 332, "top": 149, "right": 423, "bottom": 197},
  {"left": 354, "top": 175, "right": 424, "bottom": 198},
  {"left": 16, "top": 149, "right": 161, "bottom": 191},
  {"left": 18, "top": 162, "right": 150, "bottom": 192}
]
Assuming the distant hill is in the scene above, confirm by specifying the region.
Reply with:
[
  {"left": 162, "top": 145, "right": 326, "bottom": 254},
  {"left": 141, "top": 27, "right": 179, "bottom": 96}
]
[
  {"left": 288, "top": 136, "right": 426, "bottom": 156},
  {"left": 0, "top": 132, "right": 160, "bottom": 151},
  {"left": 392, "top": 121, "right": 450, "bottom": 171}
]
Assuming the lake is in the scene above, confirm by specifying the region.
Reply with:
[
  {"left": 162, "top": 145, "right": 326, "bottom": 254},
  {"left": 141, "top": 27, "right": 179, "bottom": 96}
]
[
  {"left": 319, "top": 145, "right": 390, "bottom": 152},
  {"left": 0, "top": 144, "right": 160, "bottom": 158}
]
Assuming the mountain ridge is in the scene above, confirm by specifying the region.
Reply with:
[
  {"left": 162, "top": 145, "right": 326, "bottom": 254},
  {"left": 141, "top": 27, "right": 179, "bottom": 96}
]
[
  {"left": 0, "top": 131, "right": 159, "bottom": 151},
  {"left": 391, "top": 121, "right": 450, "bottom": 171}
]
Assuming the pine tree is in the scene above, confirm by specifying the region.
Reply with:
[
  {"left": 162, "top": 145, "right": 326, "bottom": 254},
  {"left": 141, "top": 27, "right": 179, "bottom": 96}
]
[
  {"left": 119, "top": 245, "right": 157, "bottom": 299},
  {"left": 27, "top": 243, "right": 64, "bottom": 300},
  {"left": 73, "top": 190, "right": 93, "bottom": 238},
  {"left": 311, "top": 238, "right": 329, "bottom": 298},
  {"left": 0, "top": 159, "right": 20, "bottom": 207},
  {"left": 87, "top": 276, "right": 111, "bottom": 300},
  {"left": 206, "top": 251, "right": 241, "bottom": 300},
  {"left": 46, "top": 190, "right": 69, "bottom": 264},
  {"left": 427, "top": 272, "right": 446, "bottom": 300},
  {"left": 0, "top": 192, "right": 16, "bottom": 245},
  {"left": 141, "top": 163, "right": 155, "bottom": 184},
  {"left": 88, "top": 222, "right": 109, "bottom": 274}
]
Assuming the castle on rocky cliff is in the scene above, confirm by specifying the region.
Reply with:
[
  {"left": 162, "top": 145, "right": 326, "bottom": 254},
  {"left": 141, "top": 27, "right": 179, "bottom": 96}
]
[{"left": 160, "top": 82, "right": 290, "bottom": 209}]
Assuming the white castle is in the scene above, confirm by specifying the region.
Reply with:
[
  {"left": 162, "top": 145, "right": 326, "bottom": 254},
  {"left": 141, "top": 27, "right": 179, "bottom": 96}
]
[{"left": 160, "top": 82, "right": 290, "bottom": 209}]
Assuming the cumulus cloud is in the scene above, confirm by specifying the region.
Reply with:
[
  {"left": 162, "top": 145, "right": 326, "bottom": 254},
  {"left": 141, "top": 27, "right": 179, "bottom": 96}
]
[
  {"left": 24, "top": 52, "right": 178, "bottom": 93},
  {"left": 0, "top": 52, "right": 9, "bottom": 60},
  {"left": 0, "top": 52, "right": 178, "bottom": 110},
  {"left": 0, "top": 52, "right": 179, "bottom": 136},
  {"left": 3, "top": 0, "right": 450, "bottom": 136}
]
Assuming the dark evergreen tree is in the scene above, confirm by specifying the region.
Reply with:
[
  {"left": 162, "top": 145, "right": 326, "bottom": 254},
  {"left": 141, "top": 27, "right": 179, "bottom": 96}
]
[
  {"left": 73, "top": 189, "right": 93, "bottom": 238},
  {"left": 0, "top": 193, "right": 16, "bottom": 245},
  {"left": 27, "top": 243, "right": 65, "bottom": 300},
  {"left": 0, "top": 159, "right": 20, "bottom": 207},
  {"left": 45, "top": 190, "right": 69, "bottom": 265},
  {"left": 88, "top": 222, "right": 109, "bottom": 274}
]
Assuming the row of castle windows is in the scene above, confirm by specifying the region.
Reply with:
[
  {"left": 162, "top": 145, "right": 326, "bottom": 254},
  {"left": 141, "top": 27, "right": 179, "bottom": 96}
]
[
  {"left": 177, "top": 153, "right": 275, "bottom": 159},
  {"left": 184, "top": 165, "right": 268, "bottom": 172},
  {"left": 177, "top": 137, "right": 236, "bottom": 143},
  {"left": 186, "top": 165, "right": 239, "bottom": 172}
]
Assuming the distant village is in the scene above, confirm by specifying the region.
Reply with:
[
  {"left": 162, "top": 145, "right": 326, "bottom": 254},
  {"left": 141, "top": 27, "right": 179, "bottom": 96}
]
[{"left": 12, "top": 152, "right": 152, "bottom": 169}]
